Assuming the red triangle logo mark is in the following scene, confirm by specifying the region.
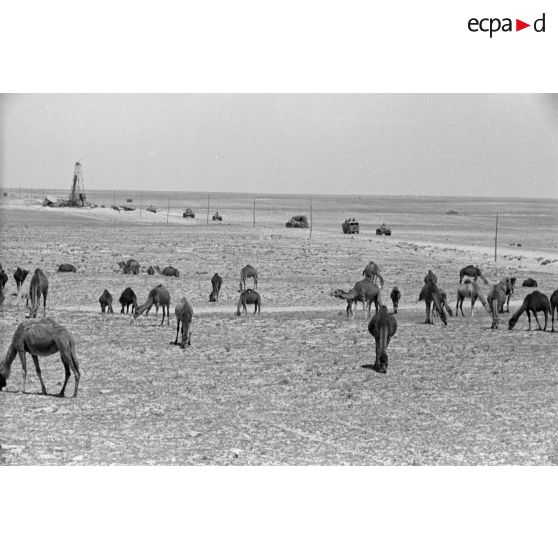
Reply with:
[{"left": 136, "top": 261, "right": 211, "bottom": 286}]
[{"left": 516, "top": 19, "right": 530, "bottom": 31}]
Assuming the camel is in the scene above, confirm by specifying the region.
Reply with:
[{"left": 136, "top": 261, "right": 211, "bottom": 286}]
[
  {"left": 332, "top": 279, "right": 382, "bottom": 319},
  {"left": 99, "top": 289, "right": 114, "bottom": 313},
  {"left": 28, "top": 268, "right": 49, "bottom": 318},
  {"left": 134, "top": 284, "right": 171, "bottom": 325},
  {"left": 174, "top": 297, "right": 193, "bottom": 348},
  {"left": 119, "top": 287, "right": 138, "bottom": 314},
  {"left": 147, "top": 266, "right": 156, "bottom": 275},
  {"left": 161, "top": 266, "right": 179, "bottom": 277},
  {"left": 57, "top": 263, "right": 76, "bottom": 272},
  {"left": 362, "top": 261, "right": 384, "bottom": 288},
  {"left": 14, "top": 267, "right": 29, "bottom": 292},
  {"left": 239, "top": 265, "right": 258, "bottom": 291},
  {"left": 418, "top": 282, "right": 447, "bottom": 325},
  {"left": 456, "top": 281, "right": 490, "bottom": 316},
  {"left": 0, "top": 267, "right": 7, "bottom": 290},
  {"left": 424, "top": 270, "right": 438, "bottom": 285},
  {"left": 500, "top": 277, "right": 516, "bottom": 313},
  {"left": 236, "top": 289, "right": 261, "bottom": 316},
  {"left": 118, "top": 259, "right": 140, "bottom": 275},
  {"left": 0, "top": 318, "right": 81, "bottom": 397},
  {"left": 522, "top": 278, "right": 537, "bottom": 288},
  {"left": 550, "top": 289, "right": 558, "bottom": 332},
  {"left": 508, "top": 291, "right": 550, "bottom": 331},
  {"left": 367, "top": 305, "right": 397, "bottom": 374},
  {"left": 389, "top": 286, "right": 401, "bottom": 313},
  {"left": 0, "top": 284, "right": 4, "bottom": 311},
  {"left": 487, "top": 282, "right": 507, "bottom": 329},
  {"left": 459, "top": 265, "right": 488, "bottom": 285},
  {"left": 209, "top": 273, "right": 222, "bottom": 302},
  {"left": 431, "top": 288, "right": 453, "bottom": 318}
]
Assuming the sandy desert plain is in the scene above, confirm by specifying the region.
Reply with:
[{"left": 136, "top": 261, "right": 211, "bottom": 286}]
[{"left": 0, "top": 191, "right": 557, "bottom": 465}]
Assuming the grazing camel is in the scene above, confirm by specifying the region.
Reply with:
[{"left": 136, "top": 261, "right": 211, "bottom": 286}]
[
  {"left": 424, "top": 270, "right": 438, "bottom": 285},
  {"left": 119, "top": 287, "right": 138, "bottom": 314},
  {"left": 487, "top": 282, "right": 507, "bottom": 329},
  {"left": 147, "top": 266, "right": 156, "bottom": 275},
  {"left": 118, "top": 259, "right": 140, "bottom": 275},
  {"left": 418, "top": 282, "right": 447, "bottom": 325},
  {"left": 459, "top": 265, "right": 488, "bottom": 285},
  {"left": 28, "top": 268, "right": 49, "bottom": 318},
  {"left": 57, "top": 263, "right": 76, "bottom": 272},
  {"left": 389, "top": 286, "right": 401, "bottom": 313},
  {"left": 362, "top": 261, "right": 385, "bottom": 288},
  {"left": 550, "top": 289, "right": 558, "bottom": 332},
  {"left": 99, "top": 289, "right": 114, "bottom": 313},
  {"left": 209, "top": 273, "right": 222, "bottom": 302},
  {"left": 0, "top": 267, "right": 8, "bottom": 290},
  {"left": 333, "top": 279, "right": 382, "bottom": 319},
  {"left": 161, "top": 266, "right": 180, "bottom": 277},
  {"left": 239, "top": 265, "right": 258, "bottom": 291},
  {"left": 14, "top": 267, "right": 29, "bottom": 292},
  {"left": 134, "top": 284, "right": 171, "bottom": 325},
  {"left": 0, "top": 318, "right": 81, "bottom": 397},
  {"left": 367, "top": 305, "right": 397, "bottom": 374},
  {"left": 174, "top": 297, "right": 194, "bottom": 348},
  {"left": 522, "top": 278, "right": 538, "bottom": 288},
  {"left": 236, "top": 289, "right": 261, "bottom": 316},
  {"left": 456, "top": 282, "right": 490, "bottom": 316},
  {"left": 508, "top": 291, "right": 550, "bottom": 331}
]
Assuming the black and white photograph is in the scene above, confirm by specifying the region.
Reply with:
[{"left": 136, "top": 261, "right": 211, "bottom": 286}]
[{"left": 1, "top": 2, "right": 556, "bottom": 557}]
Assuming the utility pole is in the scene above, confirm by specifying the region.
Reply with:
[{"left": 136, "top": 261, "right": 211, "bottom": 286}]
[
  {"left": 253, "top": 194, "right": 256, "bottom": 228},
  {"left": 206, "top": 193, "right": 210, "bottom": 224},
  {"left": 494, "top": 212, "right": 499, "bottom": 262}
]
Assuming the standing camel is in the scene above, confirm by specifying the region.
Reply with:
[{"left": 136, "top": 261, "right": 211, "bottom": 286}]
[
  {"left": 424, "top": 270, "right": 438, "bottom": 285},
  {"left": 389, "top": 286, "right": 401, "bottom": 313},
  {"left": 14, "top": 267, "right": 29, "bottom": 292},
  {"left": 508, "top": 291, "right": 550, "bottom": 331},
  {"left": 161, "top": 266, "right": 179, "bottom": 277},
  {"left": 239, "top": 265, "right": 258, "bottom": 291},
  {"left": 456, "top": 282, "right": 490, "bottom": 316},
  {"left": 487, "top": 282, "right": 507, "bottom": 329},
  {"left": 119, "top": 287, "right": 137, "bottom": 314},
  {"left": 236, "top": 289, "right": 261, "bottom": 316},
  {"left": 332, "top": 279, "right": 382, "bottom": 319},
  {"left": 174, "top": 297, "right": 194, "bottom": 348},
  {"left": 550, "top": 289, "right": 558, "bottom": 332},
  {"left": 0, "top": 267, "right": 8, "bottom": 290},
  {"left": 418, "top": 282, "right": 447, "bottom": 325},
  {"left": 147, "top": 266, "right": 156, "bottom": 275},
  {"left": 209, "top": 273, "right": 222, "bottom": 302},
  {"left": 459, "top": 265, "right": 488, "bottom": 285},
  {"left": 29, "top": 268, "right": 49, "bottom": 318},
  {"left": 134, "top": 284, "right": 171, "bottom": 325},
  {"left": 431, "top": 288, "right": 453, "bottom": 318},
  {"left": 362, "top": 261, "right": 384, "bottom": 288},
  {"left": 0, "top": 318, "right": 81, "bottom": 397},
  {"left": 99, "top": 289, "right": 114, "bottom": 313},
  {"left": 367, "top": 305, "right": 397, "bottom": 374}
]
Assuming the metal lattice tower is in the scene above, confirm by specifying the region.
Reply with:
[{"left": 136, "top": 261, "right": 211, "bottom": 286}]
[{"left": 69, "top": 161, "right": 86, "bottom": 206}]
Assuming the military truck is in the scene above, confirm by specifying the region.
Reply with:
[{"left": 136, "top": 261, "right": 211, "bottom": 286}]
[
  {"left": 342, "top": 218, "right": 360, "bottom": 234},
  {"left": 183, "top": 208, "right": 195, "bottom": 218},
  {"left": 376, "top": 223, "right": 392, "bottom": 235},
  {"left": 285, "top": 215, "right": 309, "bottom": 228}
]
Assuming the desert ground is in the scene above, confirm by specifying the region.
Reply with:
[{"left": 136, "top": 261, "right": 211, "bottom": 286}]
[{"left": 1, "top": 192, "right": 557, "bottom": 465}]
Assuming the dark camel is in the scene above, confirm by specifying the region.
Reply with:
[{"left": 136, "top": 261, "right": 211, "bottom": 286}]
[
  {"left": 0, "top": 267, "right": 8, "bottom": 290},
  {"left": 550, "top": 289, "right": 558, "bottom": 332},
  {"left": 236, "top": 289, "right": 261, "bottom": 316},
  {"left": 134, "top": 284, "right": 171, "bottom": 325},
  {"left": 367, "top": 305, "right": 397, "bottom": 374},
  {"left": 0, "top": 318, "right": 81, "bottom": 397},
  {"left": 333, "top": 279, "right": 382, "bottom": 319},
  {"left": 99, "top": 289, "right": 114, "bottom": 313},
  {"left": 14, "top": 267, "right": 29, "bottom": 292},
  {"left": 209, "top": 273, "right": 222, "bottom": 302},
  {"left": 119, "top": 287, "right": 138, "bottom": 314},
  {"left": 456, "top": 282, "right": 490, "bottom": 316},
  {"left": 522, "top": 278, "right": 537, "bottom": 288},
  {"left": 418, "top": 282, "right": 447, "bottom": 325},
  {"left": 239, "top": 265, "right": 258, "bottom": 291},
  {"left": 174, "top": 297, "right": 194, "bottom": 348},
  {"left": 390, "top": 286, "right": 401, "bottom": 313},
  {"left": 424, "top": 270, "right": 438, "bottom": 285},
  {"left": 29, "top": 268, "right": 49, "bottom": 318},
  {"left": 459, "top": 265, "right": 488, "bottom": 285},
  {"left": 487, "top": 282, "right": 507, "bottom": 329},
  {"left": 57, "top": 263, "right": 76, "bottom": 272},
  {"left": 118, "top": 259, "right": 140, "bottom": 275},
  {"left": 147, "top": 266, "right": 156, "bottom": 275},
  {"left": 161, "top": 266, "right": 179, "bottom": 277},
  {"left": 508, "top": 291, "right": 550, "bottom": 331},
  {"left": 362, "top": 261, "right": 385, "bottom": 288}
]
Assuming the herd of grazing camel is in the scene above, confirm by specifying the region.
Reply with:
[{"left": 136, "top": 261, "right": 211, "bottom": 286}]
[{"left": 0, "top": 256, "right": 556, "bottom": 395}]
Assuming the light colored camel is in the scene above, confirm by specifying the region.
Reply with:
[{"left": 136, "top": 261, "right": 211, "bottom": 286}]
[
  {"left": 0, "top": 318, "right": 81, "bottom": 397},
  {"left": 174, "top": 297, "right": 194, "bottom": 348},
  {"left": 239, "top": 265, "right": 258, "bottom": 291},
  {"left": 29, "top": 268, "right": 49, "bottom": 318},
  {"left": 456, "top": 282, "right": 490, "bottom": 316},
  {"left": 236, "top": 289, "right": 261, "bottom": 316},
  {"left": 362, "top": 261, "right": 384, "bottom": 288},
  {"left": 134, "top": 284, "right": 171, "bottom": 325},
  {"left": 487, "top": 282, "right": 507, "bottom": 329},
  {"left": 367, "top": 305, "right": 397, "bottom": 374},
  {"left": 333, "top": 279, "right": 382, "bottom": 319}
]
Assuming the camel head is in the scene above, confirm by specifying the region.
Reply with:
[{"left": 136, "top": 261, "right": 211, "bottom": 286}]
[
  {"left": 378, "top": 351, "right": 389, "bottom": 374},
  {"left": 331, "top": 289, "right": 348, "bottom": 299},
  {"left": 508, "top": 315, "right": 519, "bottom": 330},
  {"left": 0, "top": 358, "right": 9, "bottom": 389}
]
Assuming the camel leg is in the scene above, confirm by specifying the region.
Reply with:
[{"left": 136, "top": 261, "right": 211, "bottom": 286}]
[
  {"left": 543, "top": 311, "right": 548, "bottom": 331},
  {"left": 167, "top": 305, "right": 170, "bottom": 325},
  {"left": 17, "top": 350, "right": 29, "bottom": 393},
  {"left": 532, "top": 310, "right": 543, "bottom": 331},
  {"left": 58, "top": 362, "right": 71, "bottom": 397},
  {"left": 424, "top": 301, "right": 432, "bottom": 324},
  {"left": 175, "top": 319, "right": 181, "bottom": 344},
  {"left": 30, "top": 354, "right": 48, "bottom": 395},
  {"left": 59, "top": 348, "right": 80, "bottom": 397},
  {"left": 43, "top": 291, "right": 47, "bottom": 317}
]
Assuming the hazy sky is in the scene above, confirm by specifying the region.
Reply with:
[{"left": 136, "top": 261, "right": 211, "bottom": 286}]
[{"left": 1, "top": 94, "right": 557, "bottom": 198}]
